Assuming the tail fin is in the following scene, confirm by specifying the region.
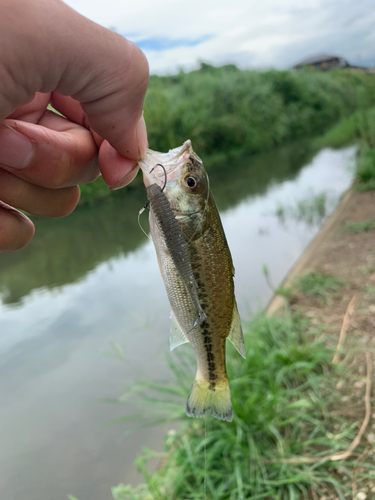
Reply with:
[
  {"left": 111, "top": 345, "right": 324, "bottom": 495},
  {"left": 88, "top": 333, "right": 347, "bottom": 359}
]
[{"left": 186, "top": 377, "right": 233, "bottom": 422}]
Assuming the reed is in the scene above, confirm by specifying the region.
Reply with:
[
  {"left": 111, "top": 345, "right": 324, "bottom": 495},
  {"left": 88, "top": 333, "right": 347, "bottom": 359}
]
[
  {"left": 107, "top": 312, "right": 373, "bottom": 500},
  {"left": 78, "top": 66, "right": 375, "bottom": 205}
]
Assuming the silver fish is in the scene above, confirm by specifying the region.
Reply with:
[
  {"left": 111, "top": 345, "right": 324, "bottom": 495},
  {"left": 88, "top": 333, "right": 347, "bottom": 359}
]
[{"left": 139, "top": 140, "right": 245, "bottom": 422}]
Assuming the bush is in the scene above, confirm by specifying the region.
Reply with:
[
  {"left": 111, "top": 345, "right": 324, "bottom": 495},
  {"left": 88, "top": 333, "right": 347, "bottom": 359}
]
[{"left": 144, "top": 66, "right": 375, "bottom": 157}]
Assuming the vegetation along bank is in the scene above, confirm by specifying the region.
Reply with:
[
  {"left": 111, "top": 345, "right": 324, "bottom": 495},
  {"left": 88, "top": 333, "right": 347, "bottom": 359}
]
[{"left": 78, "top": 65, "right": 375, "bottom": 205}]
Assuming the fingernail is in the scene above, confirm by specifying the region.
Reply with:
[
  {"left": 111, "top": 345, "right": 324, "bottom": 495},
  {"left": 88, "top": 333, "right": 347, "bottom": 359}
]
[
  {"left": 111, "top": 165, "right": 139, "bottom": 190},
  {"left": 0, "top": 200, "right": 29, "bottom": 221},
  {"left": 0, "top": 124, "right": 35, "bottom": 169},
  {"left": 136, "top": 112, "right": 148, "bottom": 159}
]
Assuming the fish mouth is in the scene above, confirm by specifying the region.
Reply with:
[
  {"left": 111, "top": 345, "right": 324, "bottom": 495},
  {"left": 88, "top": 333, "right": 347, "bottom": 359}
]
[{"left": 137, "top": 140, "right": 193, "bottom": 189}]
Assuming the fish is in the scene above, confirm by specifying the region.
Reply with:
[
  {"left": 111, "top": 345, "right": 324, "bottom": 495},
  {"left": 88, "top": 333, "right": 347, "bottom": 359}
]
[{"left": 138, "top": 140, "right": 245, "bottom": 422}]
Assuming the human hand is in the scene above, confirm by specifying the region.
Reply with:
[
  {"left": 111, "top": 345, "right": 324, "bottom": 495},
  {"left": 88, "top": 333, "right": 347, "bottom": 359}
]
[{"left": 0, "top": 0, "right": 149, "bottom": 252}]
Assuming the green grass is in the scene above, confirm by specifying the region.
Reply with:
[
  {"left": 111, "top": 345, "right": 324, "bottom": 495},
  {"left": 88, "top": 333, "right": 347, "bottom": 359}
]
[
  {"left": 286, "top": 103, "right": 375, "bottom": 194},
  {"left": 77, "top": 66, "right": 375, "bottom": 205},
  {"left": 360, "top": 264, "right": 375, "bottom": 276},
  {"left": 144, "top": 66, "right": 375, "bottom": 157},
  {"left": 315, "top": 106, "right": 375, "bottom": 149},
  {"left": 356, "top": 148, "right": 375, "bottom": 190},
  {"left": 294, "top": 272, "right": 343, "bottom": 304},
  {"left": 345, "top": 219, "right": 375, "bottom": 233},
  {"left": 315, "top": 106, "right": 375, "bottom": 192},
  {"left": 364, "top": 285, "right": 375, "bottom": 296},
  {"left": 276, "top": 193, "right": 328, "bottom": 227},
  {"left": 100, "top": 312, "right": 373, "bottom": 500},
  {"left": 314, "top": 112, "right": 361, "bottom": 148}
]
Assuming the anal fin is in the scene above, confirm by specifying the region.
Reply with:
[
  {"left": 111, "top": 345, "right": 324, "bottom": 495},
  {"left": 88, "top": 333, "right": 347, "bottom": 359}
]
[
  {"left": 227, "top": 303, "right": 246, "bottom": 358},
  {"left": 170, "top": 312, "right": 189, "bottom": 351}
]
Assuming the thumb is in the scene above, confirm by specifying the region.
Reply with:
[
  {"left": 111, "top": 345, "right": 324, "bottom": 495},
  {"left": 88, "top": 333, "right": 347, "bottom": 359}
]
[
  {"left": 51, "top": 4, "right": 150, "bottom": 160},
  {"left": 0, "top": 0, "right": 149, "bottom": 160}
]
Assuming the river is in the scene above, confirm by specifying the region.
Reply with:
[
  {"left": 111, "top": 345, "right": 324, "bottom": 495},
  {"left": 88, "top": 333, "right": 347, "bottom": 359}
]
[{"left": 0, "top": 144, "right": 355, "bottom": 500}]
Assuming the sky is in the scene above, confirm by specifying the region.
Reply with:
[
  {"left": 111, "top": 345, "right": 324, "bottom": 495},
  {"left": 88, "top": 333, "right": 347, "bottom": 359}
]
[{"left": 65, "top": 0, "right": 375, "bottom": 74}]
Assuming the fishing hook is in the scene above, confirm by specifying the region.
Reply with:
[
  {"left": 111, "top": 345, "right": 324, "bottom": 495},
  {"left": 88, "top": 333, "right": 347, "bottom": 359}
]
[{"left": 149, "top": 163, "right": 168, "bottom": 192}]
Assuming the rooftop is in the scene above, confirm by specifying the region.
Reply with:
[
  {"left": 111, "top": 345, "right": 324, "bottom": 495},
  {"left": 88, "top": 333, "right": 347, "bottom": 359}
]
[{"left": 293, "top": 53, "right": 348, "bottom": 67}]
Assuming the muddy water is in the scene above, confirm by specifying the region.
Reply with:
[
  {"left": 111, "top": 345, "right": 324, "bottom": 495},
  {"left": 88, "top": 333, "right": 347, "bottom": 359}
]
[{"left": 0, "top": 144, "right": 355, "bottom": 500}]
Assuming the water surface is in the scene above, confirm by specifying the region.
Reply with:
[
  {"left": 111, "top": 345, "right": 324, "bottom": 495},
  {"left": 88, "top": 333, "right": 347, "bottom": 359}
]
[{"left": 0, "top": 145, "right": 355, "bottom": 500}]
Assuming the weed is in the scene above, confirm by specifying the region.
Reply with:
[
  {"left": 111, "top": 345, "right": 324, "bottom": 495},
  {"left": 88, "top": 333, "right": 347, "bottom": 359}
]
[
  {"left": 316, "top": 107, "right": 375, "bottom": 150},
  {"left": 359, "top": 264, "right": 375, "bottom": 275},
  {"left": 356, "top": 148, "right": 375, "bottom": 190},
  {"left": 75, "top": 67, "right": 375, "bottom": 205},
  {"left": 110, "top": 313, "right": 373, "bottom": 500},
  {"left": 345, "top": 219, "right": 375, "bottom": 233},
  {"left": 315, "top": 112, "right": 361, "bottom": 148},
  {"left": 276, "top": 193, "right": 328, "bottom": 227},
  {"left": 276, "top": 286, "right": 293, "bottom": 299},
  {"left": 294, "top": 272, "right": 343, "bottom": 303},
  {"left": 364, "top": 285, "right": 375, "bottom": 296},
  {"left": 295, "top": 193, "right": 327, "bottom": 225}
]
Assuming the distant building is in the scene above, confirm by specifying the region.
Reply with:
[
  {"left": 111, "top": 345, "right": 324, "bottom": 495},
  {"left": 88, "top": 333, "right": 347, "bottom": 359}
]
[{"left": 292, "top": 54, "right": 350, "bottom": 71}]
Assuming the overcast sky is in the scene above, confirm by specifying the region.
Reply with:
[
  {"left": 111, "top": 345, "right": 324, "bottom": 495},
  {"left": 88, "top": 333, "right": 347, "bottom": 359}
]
[{"left": 65, "top": 0, "right": 375, "bottom": 74}]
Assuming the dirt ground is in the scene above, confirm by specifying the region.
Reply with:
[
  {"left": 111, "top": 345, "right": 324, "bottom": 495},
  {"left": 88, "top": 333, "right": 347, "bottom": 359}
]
[{"left": 268, "top": 188, "right": 375, "bottom": 498}]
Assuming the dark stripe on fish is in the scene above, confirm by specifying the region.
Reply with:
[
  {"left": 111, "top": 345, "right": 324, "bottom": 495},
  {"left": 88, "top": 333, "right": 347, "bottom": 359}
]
[
  {"left": 199, "top": 319, "right": 217, "bottom": 384},
  {"left": 146, "top": 184, "right": 206, "bottom": 329}
]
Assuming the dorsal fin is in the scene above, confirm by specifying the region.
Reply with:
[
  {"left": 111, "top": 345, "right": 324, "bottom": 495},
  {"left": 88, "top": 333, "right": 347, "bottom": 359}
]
[{"left": 227, "top": 303, "right": 246, "bottom": 358}]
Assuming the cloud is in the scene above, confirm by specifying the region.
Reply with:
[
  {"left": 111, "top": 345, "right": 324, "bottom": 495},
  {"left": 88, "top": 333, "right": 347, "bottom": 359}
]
[{"left": 65, "top": 0, "right": 375, "bottom": 73}]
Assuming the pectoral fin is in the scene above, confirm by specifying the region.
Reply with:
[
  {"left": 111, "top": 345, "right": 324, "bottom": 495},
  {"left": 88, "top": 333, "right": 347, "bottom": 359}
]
[
  {"left": 227, "top": 303, "right": 246, "bottom": 358},
  {"left": 170, "top": 312, "right": 189, "bottom": 351}
]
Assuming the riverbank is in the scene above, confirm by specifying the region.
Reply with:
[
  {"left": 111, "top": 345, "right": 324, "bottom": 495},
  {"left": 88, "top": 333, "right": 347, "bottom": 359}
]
[{"left": 267, "top": 186, "right": 375, "bottom": 498}]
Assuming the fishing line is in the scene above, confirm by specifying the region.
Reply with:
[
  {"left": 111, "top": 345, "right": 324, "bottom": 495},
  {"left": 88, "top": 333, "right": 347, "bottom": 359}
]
[
  {"left": 204, "top": 416, "right": 207, "bottom": 500},
  {"left": 137, "top": 206, "right": 151, "bottom": 240}
]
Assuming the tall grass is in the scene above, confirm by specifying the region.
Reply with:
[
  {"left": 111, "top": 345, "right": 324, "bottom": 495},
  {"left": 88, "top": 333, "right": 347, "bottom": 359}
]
[
  {"left": 107, "top": 313, "right": 373, "bottom": 500},
  {"left": 315, "top": 106, "right": 375, "bottom": 149},
  {"left": 357, "top": 148, "right": 375, "bottom": 190},
  {"left": 276, "top": 193, "right": 328, "bottom": 227},
  {"left": 78, "top": 66, "right": 375, "bottom": 204},
  {"left": 144, "top": 66, "right": 375, "bottom": 158},
  {"left": 316, "top": 105, "right": 375, "bottom": 191},
  {"left": 295, "top": 272, "right": 343, "bottom": 304}
]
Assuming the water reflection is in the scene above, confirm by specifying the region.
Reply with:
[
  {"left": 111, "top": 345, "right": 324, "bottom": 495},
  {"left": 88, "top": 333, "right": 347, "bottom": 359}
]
[
  {"left": 0, "top": 145, "right": 355, "bottom": 500},
  {"left": 0, "top": 140, "right": 315, "bottom": 307}
]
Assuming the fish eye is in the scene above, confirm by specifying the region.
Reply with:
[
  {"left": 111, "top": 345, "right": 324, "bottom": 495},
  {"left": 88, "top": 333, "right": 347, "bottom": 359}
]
[{"left": 184, "top": 174, "right": 201, "bottom": 192}]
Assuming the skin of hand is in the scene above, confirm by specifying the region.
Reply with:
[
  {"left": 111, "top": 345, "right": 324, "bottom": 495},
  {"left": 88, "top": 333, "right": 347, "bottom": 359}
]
[{"left": 0, "top": 0, "right": 149, "bottom": 253}]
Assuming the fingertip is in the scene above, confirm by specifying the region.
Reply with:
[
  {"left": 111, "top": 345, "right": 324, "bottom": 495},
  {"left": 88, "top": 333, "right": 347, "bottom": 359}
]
[
  {"left": 98, "top": 140, "right": 138, "bottom": 188},
  {"left": 50, "top": 185, "right": 81, "bottom": 218},
  {"left": 0, "top": 204, "right": 35, "bottom": 252},
  {"left": 110, "top": 165, "right": 139, "bottom": 190}
]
